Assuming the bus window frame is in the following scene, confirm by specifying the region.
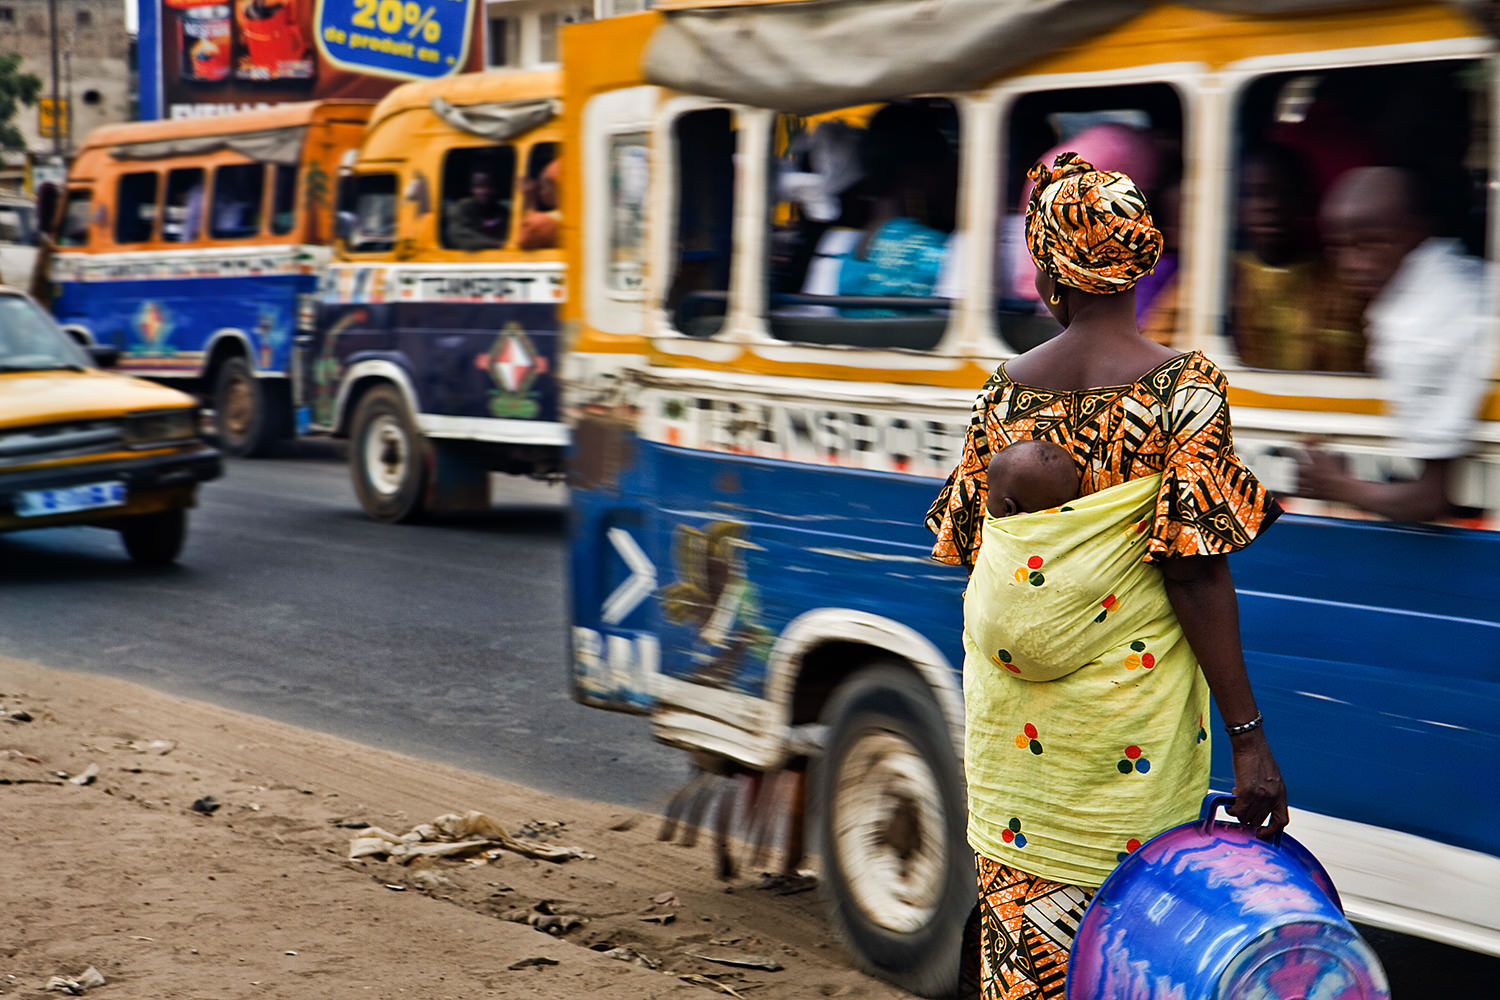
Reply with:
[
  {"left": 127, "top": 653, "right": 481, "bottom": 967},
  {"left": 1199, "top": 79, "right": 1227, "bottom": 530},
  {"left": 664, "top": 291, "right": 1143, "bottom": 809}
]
[
  {"left": 271, "top": 163, "right": 299, "bottom": 237},
  {"left": 58, "top": 187, "right": 93, "bottom": 248},
  {"left": 161, "top": 166, "right": 205, "bottom": 244},
  {"left": 651, "top": 97, "right": 761, "bottom": 356},
  {"left": 583, "top": 85, "right": 655, "bottom": 336},
  {"left": 209, "top": 162, "right": 270, "bottom": 242},
  {"left": 1212, "top": 40, "right": 1496, "bottom": 392},
  {"left": 114, "top": 169, "right": 162, "bottom": 246},
  {"left": 981, "top": 65, "right": 1203, "bottom": 365},
  {"left": 760, "top": 96, "right": 975, "bottom": 358},
  {"left": 438, "top": 141, "right": 520, "bottom": 252},
  {"left": 339, "top": 168, "right": 401, "bottom": 256}
]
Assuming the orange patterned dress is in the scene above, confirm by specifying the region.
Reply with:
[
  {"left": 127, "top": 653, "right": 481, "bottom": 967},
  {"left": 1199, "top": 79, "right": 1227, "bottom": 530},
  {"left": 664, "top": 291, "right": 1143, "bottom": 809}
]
[
  {"left": 929, "top": 350, "right": 1279, "bottom": 1000},
  {"left": 927, "top": 350, "right": 1279, "bottom": 570}
]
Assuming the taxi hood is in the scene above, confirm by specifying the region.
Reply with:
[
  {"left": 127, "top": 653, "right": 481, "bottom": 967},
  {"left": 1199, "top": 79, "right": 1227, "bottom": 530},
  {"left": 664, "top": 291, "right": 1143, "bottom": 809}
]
[{"left": 0, "top": 368, "right": 197, "bottom": 431}]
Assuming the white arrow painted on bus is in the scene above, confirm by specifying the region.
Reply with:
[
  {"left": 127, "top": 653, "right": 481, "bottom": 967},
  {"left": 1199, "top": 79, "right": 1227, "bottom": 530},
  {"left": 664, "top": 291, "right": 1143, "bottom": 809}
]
[{"left": 602, "top": 527, "right": 657, "bottom": 625}]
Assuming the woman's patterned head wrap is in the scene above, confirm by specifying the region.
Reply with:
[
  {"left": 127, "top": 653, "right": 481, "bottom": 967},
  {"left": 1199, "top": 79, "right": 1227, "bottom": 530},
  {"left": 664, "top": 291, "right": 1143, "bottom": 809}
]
[{"left": 1025, "top": 151, "right": 1163, "bottom": 295}]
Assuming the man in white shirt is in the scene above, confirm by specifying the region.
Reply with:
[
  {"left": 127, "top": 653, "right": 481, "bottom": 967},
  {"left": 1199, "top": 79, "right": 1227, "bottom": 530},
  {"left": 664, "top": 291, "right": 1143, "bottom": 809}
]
[{"left": 1296, "top": 166, "right": 1496, "bottom": 521}]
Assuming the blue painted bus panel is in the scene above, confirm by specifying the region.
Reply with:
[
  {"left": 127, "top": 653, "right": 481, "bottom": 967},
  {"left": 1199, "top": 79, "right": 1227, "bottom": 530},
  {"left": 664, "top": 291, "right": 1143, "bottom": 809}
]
[
  {"left": 569, "top": 436, "right": 1500, "bottom": 862},
  {"left": 310, "top": 301, "right": 560, "bottom": 427},
  {"left": 53, "top": 274, "right": 310, "bottom": 375}
]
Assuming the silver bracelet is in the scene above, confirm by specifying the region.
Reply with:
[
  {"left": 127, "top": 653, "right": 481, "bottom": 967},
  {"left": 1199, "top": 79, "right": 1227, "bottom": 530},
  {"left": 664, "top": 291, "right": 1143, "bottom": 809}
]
[{"left": 1224, "top": 712, "right": 1263, "bottom": 736}]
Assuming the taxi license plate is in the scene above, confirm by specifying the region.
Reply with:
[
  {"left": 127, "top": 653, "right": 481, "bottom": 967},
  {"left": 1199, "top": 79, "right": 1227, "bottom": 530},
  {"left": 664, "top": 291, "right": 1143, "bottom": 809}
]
[{"left": 15, "top": 481, "right": 127, "bottom": 517}]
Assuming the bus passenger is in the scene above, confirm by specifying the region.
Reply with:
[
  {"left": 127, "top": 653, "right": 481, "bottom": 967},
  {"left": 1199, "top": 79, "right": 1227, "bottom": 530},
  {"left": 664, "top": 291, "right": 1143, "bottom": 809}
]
[
  {"left": 446, "top": 169, "right": 509, "bottom": 250},
  {"left": 1297, "top": 166, "right": 1496, "bottom": 521},
  {"left": 929, "top": 152, "right": 1287, "bottom": 997},
  {"left": 517, "top": 158, "right": 561, "bottom": 251},
  {"left": 836, "top": 103, "right": 958, "bottom": 313},
  {"left": 1231, "top": 142, "right": 1364, "bottom": 371}
]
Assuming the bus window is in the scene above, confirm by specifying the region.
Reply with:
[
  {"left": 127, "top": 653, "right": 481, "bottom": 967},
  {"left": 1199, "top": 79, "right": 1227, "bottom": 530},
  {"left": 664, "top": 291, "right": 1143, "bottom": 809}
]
[
  {"left": 995, "top": 83, "right": 1183, "bottom": 353},
  {"left": 271, "top": 164, "right": 298, "bottom": 236},
  {"left": 441, "top": 145, "right": 517, "bottom": 250},
  {"left": 115, "top": 171, "right": 159, "bottom": 244},
  {"left": 608, "top": 132, "right": 648, "bottom": 293},
  {"left": 211, "top": 163, "right": 266, "bottom": 239},
  {"left": 667, "top": 108, "right": 737, "bottom": 337},
  {"left": 519, "top": 140, "right": 561, "bottom": 250},
  {"left": 58, "top": 189, "right": 91, "bottom": 247},
  {"left": 339, "top": 172, "right": 398, "bottom": 253},
  {"left": 1226, "top": 60, "right": 1488, "bottom": 374},
  {"left": 162, "top": 167, "right": 205, "bottom": 243},
  {"left": 767, "top": 99, "right": 959, "bottom": 349}
]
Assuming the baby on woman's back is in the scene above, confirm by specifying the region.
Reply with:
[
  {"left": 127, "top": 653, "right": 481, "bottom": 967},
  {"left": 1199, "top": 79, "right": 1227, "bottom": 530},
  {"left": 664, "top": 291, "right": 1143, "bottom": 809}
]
[{"left": 986, "top": 440, "right": 1080, "bottom": 518}]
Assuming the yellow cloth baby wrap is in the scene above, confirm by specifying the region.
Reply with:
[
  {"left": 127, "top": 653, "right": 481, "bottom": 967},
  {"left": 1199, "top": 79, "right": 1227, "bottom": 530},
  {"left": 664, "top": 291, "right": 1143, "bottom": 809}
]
[{"left": 962, "top": 474, "right": 1210, "bottom": 888}]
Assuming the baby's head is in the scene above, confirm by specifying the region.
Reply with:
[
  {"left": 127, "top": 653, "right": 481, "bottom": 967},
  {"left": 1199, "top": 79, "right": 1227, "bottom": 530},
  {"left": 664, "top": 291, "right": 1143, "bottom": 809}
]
[{"left": 986, "top": 440, "right": 1080, "bottom": 517}]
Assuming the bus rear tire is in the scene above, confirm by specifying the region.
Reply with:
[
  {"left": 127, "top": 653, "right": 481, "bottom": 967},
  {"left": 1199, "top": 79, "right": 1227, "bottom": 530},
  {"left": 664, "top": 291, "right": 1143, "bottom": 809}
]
[
  {"left": 213, "top": 357, "right": 281, "bottom": 458},
  {"left": 811, "top": 663, "right": 971, "bottom": 999},
  {"left": 350, "top": 385, "right": 427, "bottom": 523}
]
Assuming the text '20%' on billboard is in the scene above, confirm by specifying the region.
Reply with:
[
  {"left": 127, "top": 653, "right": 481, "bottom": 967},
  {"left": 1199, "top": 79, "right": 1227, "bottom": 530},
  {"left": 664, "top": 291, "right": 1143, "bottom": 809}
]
[{"left": 159, "top": 0, "right": 482, "bottom": 117}]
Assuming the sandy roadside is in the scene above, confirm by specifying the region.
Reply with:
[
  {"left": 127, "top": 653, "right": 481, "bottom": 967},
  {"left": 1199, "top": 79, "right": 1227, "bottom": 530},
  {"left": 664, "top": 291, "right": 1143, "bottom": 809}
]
[{"left": 0, "top": 655, "right": 913, "bottom": 1000}]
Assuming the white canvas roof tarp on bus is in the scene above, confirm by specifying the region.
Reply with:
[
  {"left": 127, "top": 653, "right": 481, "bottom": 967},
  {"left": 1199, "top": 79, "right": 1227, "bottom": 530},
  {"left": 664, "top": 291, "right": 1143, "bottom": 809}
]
[{"left": 643, "top": 0, "right": 1493, "bottom": 114}]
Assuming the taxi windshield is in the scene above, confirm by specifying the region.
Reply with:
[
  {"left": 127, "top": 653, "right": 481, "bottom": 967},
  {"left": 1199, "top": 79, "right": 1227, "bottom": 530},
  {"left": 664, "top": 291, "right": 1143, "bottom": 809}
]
[{"left": 0, "top": 294, "right": 90, "bottom": 371}]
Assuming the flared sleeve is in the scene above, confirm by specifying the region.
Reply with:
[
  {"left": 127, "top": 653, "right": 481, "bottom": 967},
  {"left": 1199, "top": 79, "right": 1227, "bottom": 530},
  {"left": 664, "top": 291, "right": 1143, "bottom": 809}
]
[
  {"left": 927, "top": 370, "right": 1005, "bottom": 567},
  {"left": 1146, "top": 355, "right": 1281, "bottom": 563}
]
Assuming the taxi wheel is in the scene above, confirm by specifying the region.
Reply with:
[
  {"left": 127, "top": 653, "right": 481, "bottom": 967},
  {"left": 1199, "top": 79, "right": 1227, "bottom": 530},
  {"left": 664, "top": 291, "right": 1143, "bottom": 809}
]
[
  {"left": 350, "top": 385, "right": 428, "bottom": 523},
  {"left": 213, "top": 357, "right": 277, "bottom": 458},
  {"left": 811, "top": 663, "right": 971, "bottom": 999},
  {"left": 120, "top": 509, "right": 188, "bottom": 567}
]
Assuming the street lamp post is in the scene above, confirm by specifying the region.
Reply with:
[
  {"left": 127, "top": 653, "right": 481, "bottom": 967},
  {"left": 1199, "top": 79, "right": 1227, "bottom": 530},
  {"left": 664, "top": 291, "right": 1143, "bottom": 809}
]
[{"left": 47, "top": 0, "right": 61, "bottom": 157}]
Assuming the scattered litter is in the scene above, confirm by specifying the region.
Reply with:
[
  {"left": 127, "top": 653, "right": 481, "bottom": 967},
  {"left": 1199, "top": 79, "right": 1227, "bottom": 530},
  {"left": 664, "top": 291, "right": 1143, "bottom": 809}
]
[
  {"left": 349, "top": 811, "right": 594, "bottom": 865},
  {"left": 8, "top": 711, "right": 32, "bottom": 723},
  {"left": 652, "top": 890, "right": 682, "bottom": 907},
  {"left": 190, "top": 796, "right": 220, "bottom": 815},
  {"left": 499, "top": 901, "right": 587, "bottom": 936},
  {"left": 284, "top": 951, "right": 297, "bottom": 957},
  {"left": 680, "top": 974, "right": 747, "bottom": 998},
  {"left": 69, "top": 764, "right": 100, "bottom": 787},
  {"left": 329, "top": 818, "right": 370, "bottom": 830},
  {"left": 409, "top": 871, "right": 456, "bottom": 892},
  {"left": 42, "top": 967, "right": 106, "bottom": 994},
  {"left": 642, "top": 913, "right": 676, "bottom": 925},
  {"left": 117, "top": 739, "right": 175, "bottom": 755},
  {"left": 688, "top": 950, "right": 783, "bottom": 972},
  {"left": 507, "top": 957, "right": 559, "bottom": 970},
  {"left": 753, "top": 872, "right": 818, "bottom": 896},
  {"left": 0, "top": 750, "right": 41, "bottom": 763},
  {"left": 599, "top": 946, "right": 660, "bottom": 970},
  {"left": 130, "top": 936, "right": 153, "bottom": 942},
  {"left": 384, "top": 884, "right": 406, "bottom": 891},
  {"left": 514, "top": 819, "right": 565, "bottom": 839}
]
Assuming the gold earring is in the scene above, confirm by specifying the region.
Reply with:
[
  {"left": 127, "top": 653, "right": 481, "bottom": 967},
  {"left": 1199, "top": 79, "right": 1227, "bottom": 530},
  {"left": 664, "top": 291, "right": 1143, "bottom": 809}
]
[{"left": 1049, "top": 291, "right": 1062, "bottom": 306}]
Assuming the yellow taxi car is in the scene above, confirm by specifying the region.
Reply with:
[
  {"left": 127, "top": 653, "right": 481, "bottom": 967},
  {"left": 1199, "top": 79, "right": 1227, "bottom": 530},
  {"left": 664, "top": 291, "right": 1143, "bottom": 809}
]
[{"left": 0, "top": 288, "right": 221, "bottom": 565}]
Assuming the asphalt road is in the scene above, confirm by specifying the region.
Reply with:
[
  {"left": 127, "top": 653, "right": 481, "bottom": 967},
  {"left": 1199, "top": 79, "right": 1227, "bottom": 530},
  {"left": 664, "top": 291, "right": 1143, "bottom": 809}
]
[
  {"left": 0, "top": 440, "right": 689, "bottom": 808},
  {"left": 1, "top": 443, "right": 1495, "bottom": 994}
]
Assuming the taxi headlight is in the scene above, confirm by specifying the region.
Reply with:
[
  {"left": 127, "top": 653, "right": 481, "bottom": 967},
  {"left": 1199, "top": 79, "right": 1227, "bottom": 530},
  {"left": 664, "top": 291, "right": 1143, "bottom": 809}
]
[{"left": 122, "top": 409, "right": 199, "bottom": 447}]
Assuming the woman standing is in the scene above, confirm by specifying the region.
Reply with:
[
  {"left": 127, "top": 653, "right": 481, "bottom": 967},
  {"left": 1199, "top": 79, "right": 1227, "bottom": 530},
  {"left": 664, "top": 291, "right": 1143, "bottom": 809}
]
[{"left": 927, "top": 153, "right": 1289, "bottom": 998}]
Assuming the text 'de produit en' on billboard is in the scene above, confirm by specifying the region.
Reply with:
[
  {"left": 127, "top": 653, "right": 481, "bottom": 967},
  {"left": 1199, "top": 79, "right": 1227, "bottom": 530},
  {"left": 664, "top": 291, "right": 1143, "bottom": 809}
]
[{"left": 316, "top": 0, "right": 475, "bottom": 80}]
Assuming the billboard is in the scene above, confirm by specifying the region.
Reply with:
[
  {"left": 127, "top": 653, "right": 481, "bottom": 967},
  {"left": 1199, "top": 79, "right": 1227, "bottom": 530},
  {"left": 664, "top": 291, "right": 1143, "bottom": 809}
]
[{"left": 139, "top": 0, "right": 486, "bottom": 120}]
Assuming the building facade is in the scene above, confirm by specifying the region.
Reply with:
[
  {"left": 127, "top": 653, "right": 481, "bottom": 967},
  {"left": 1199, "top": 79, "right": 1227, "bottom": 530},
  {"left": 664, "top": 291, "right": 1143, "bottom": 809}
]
[
  {"left": 486, "top": 0, "right": 647, "bottom": 69},
  {"left": 0, "top": 0, "right": 133, "bottom": 161}
]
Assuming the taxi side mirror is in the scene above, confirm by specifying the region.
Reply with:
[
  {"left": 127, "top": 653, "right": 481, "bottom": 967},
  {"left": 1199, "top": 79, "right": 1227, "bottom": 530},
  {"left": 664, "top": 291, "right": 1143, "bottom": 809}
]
[{"left": 86, "top": 343, "right": 120, "bottom": 368}]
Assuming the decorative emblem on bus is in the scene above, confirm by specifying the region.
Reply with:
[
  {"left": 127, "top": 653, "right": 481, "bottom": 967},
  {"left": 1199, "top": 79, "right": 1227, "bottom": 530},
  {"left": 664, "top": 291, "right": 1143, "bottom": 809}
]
[
  {"left": 475, "top": 323, "right": 549, "bottom": 420},
  {"left": 131, "top": 301, "right": 175, "bottom": 356}
]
